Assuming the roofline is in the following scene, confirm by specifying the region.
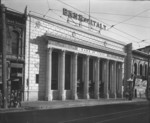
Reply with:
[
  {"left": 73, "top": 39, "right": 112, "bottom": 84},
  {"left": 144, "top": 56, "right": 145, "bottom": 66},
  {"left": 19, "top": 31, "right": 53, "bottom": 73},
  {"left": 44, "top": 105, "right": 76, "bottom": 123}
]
[
  {"left": 28, "top": 14, "right": 127, "bottom": 46},
  {"left": 132, "top": 49, "right": 149, "bottom": 57}
]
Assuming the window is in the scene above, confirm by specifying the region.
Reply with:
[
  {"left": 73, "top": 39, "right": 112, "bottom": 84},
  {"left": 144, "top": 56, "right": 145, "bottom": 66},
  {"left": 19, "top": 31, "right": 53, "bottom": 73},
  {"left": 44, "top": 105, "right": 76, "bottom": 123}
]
[
  {"left": 134, "top": 63, "right": 137, "bottom": 75},
  {"left": 140, "top": 64, "right": 143, "bottom": 76},
  {"left": 52, "top": 52, "right": 58, "bottom": 90},
  {"left": 36, "top": 74, "right": 39, "bottom": 84},
  {"left": 11, "top": 31, "right": 19, "bottom": 55}
]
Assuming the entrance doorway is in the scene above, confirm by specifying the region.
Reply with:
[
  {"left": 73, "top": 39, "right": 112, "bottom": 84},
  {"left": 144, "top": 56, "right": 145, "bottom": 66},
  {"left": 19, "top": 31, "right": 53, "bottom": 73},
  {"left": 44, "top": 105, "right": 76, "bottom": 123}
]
[
  {"left": 10, "top": 68, "right": 23, "bottom": 91},
  {"left": 77, "top": 56, "right": 84, "bottom": 99},
  {"left": 99, "top": 60, "right": 104, "bottom": 98},
  {"left": 8, "top": 64, "right": 24, "bottom": 101}
]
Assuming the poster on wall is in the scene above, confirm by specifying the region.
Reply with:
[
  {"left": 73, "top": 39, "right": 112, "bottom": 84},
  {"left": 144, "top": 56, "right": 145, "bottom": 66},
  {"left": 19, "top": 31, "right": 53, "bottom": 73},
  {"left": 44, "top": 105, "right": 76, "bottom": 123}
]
[{"left": 135, "top": 78, "right": 147, "bottom": 98}]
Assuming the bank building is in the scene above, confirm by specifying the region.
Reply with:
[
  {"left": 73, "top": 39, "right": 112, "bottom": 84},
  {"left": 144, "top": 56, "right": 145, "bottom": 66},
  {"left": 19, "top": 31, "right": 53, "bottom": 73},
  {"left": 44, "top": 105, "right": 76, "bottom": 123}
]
[{"left": 21, "top": 11, "right": 129, "bottom": 101}]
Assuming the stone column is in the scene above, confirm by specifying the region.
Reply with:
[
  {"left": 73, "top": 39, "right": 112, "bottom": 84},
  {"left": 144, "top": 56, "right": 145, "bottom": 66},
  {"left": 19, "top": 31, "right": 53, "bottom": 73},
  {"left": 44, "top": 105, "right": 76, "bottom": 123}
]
[
  {"left": 72, "top": 53, "right": 78, "bottom": 100},
  {"left": 59, "top": 50, "right": 66, "bottom": 100},
  {"left": 94, "top": 58, "right": 100, "bottom": 99},
  {"left": 109, "top": 61, "right": 113, "bottom": 98},
  {"left": 118, "top": 62, "right": 123, "bottom": 98},
  {"left": 104, "top": 60, "right": 109, "bottom": 99},
  {"left": 112, "top": 61, "right": 117, "bottom": 99},
  {"left": 45, "top": 48, "right": 53, "bottom": 101},
  {"left": 84, "top": 55, "right": 89, "bottom": 99}
]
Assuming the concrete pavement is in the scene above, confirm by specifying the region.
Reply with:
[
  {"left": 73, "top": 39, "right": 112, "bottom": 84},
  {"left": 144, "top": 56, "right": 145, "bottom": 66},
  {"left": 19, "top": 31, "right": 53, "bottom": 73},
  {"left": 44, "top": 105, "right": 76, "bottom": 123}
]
[{"left": 0, "top": 98, "right": 148, "bottom": 113}]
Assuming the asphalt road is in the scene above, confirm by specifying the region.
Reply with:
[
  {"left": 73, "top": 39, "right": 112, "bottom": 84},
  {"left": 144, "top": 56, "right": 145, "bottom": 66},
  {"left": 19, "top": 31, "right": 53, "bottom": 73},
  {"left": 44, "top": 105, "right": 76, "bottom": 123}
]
[{"left": 0, "top": 101, "right": 150, "bottom": 123}]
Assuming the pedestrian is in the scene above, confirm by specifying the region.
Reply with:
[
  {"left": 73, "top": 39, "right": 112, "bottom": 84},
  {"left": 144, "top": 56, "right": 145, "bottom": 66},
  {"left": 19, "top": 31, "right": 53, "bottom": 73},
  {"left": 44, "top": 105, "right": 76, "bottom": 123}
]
[
  {"left": 0, "top": 90, "right": 3, "bottom": 108},
  {"left": 10, "top": 90, "right": 15, "bottom": 107},
  {"left": 17, "top": 90, "right": 21, "bottom": 107},
  {"left": 14, "top": 90, "right": 18, "bottom": 107},
  {"left": 125, "top": 91, "right": 129, "bottom": 100},
  {"left": 7, "top": 93, "right": 11, "bottom": 108}
]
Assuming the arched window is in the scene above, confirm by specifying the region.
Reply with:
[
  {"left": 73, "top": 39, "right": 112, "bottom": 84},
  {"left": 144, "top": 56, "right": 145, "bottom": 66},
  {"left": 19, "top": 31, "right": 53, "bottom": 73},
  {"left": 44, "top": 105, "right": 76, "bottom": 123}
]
[
  {"left": 134, "top": 63, "right": 137, "bottom": 75},
  {"left": 140, "top": 64, "right": 143, "bottom": 76},
  {"left": 11, "top": 31, "right": 19, "bottom": 55}
]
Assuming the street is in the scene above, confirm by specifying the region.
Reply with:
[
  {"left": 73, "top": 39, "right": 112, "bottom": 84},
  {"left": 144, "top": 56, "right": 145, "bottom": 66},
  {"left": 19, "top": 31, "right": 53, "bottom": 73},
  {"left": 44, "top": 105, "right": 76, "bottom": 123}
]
[{"left": 0, "top": 101, "right": 149, "bottom": 123}]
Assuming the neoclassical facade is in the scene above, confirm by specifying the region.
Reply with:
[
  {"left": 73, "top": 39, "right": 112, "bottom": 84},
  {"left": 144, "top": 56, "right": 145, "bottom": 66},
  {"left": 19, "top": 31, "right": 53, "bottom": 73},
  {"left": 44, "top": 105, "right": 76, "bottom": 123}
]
[{"left": 24, "top": 14, "right": 126, "bottom": 101}]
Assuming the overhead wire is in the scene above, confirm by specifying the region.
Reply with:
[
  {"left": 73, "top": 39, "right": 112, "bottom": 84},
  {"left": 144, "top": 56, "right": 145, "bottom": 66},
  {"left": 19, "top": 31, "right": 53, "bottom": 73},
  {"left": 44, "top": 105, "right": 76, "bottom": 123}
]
[
  {"left": 87, "top": 11, "right": 150, "bottom": 19},
  {"left": 37, "top": 8, "right": 150, "bottom": 28},
  {"left": 42, "top": 0, "right": 105, "bottom": 33},
  {"left": 41, "top": 1, "right": 133, "bottom": 43},
  {"left": 56, "top": 0, "right": 149, "bottom": 45},
  {"left": 26, "top": 19, "right": 124, "bottom": 50},
  {"left": 93, "top": 17, "right": 150, "bottom": 29},
  {"left": 38, "top": 8, "right": 150, "bottom": 19},
  {"left": 6, "top": 2, "right": 150, "bottom": 46},
  {"left": 56, "top": 0, "right": 108, "bottom": 26},
  {"left": 29, "top": 9, "right": 137, "bottom": 48},
  {"left": 109, "top": 8, "right": 150, "bottom": 29},
  {"left": 39, "top": 7, "right": 150, "bottom": 29}
]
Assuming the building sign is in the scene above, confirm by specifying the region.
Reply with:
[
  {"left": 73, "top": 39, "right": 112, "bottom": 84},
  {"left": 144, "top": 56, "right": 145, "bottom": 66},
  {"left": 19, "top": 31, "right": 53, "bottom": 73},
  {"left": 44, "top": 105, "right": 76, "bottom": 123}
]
[
  {"left": 63, "top": 8, "right": 106, "bottom": 30},
  {"left": 48, "top": 41, "right": 124, "bottom": 61}
]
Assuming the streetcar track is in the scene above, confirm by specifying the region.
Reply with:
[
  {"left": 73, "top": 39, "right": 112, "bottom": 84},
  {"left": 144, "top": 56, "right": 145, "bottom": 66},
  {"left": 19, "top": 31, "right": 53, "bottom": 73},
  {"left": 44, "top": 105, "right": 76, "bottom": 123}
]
[
  {"left": 96, "top": 111, "right": 148, "bottom": 123},
  {"left": 59, "top": 107, "right": 148, "bottom": 123}
]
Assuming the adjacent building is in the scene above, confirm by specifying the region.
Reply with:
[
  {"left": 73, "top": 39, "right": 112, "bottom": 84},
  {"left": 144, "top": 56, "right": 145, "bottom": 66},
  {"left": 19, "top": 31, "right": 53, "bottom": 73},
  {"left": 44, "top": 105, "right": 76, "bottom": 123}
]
[
  {"left": 124, "top": 43, "right": 150, "bottom": 98},
  {"left": 0, "top": 5, "right": 26, "bottom": 101}
]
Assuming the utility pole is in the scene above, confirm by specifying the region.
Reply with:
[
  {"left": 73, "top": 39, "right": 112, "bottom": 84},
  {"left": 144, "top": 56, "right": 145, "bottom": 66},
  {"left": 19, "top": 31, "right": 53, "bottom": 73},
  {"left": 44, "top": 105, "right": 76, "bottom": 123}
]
[
  {"left": 1, "top": 4, "right": 8, "bottom": 109},
  {"left": 147, "top": 54, "right": 150, "bottom": 100},
  {"left": 88, "top": 0, "right": 91, "bottom": 30}
]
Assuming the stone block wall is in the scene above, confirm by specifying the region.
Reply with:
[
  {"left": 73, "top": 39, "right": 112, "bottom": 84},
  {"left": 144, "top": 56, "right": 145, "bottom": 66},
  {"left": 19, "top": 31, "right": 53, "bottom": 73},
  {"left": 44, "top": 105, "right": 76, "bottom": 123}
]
[{"left": 25, "top": 16, "right": 49, "bottom": 101}]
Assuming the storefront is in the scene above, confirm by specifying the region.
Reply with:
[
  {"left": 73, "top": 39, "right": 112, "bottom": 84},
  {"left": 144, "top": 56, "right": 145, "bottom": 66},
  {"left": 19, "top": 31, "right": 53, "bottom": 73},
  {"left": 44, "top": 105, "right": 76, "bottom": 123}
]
[
  {"left": 0, "top": 7, "right": 26, "bottom": 102},
  {"left": 24, "top": 14, "right": 126, "bottom": 101}
]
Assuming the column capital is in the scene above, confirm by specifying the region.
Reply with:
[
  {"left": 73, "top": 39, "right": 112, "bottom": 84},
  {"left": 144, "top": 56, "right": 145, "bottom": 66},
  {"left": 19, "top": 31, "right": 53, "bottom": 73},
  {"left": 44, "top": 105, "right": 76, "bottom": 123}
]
[
  {"left": 103, "top": 59, "right": 109, "bottom": 62},
  {"left": 47, "top": 47, "right": 53, "bottom": 52},
  {"left": 61, "top": 49, "right": 66, "bottom": 52},
  {"left": 74, "top": 52, "right": 78, "bottom": 56}
]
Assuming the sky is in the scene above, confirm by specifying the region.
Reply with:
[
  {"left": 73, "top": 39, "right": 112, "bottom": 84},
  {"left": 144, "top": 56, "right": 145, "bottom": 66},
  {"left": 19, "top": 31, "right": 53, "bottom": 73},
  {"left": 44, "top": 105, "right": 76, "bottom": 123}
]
[{"left": 2, "top": 0, "right": 150, "bottom": 49}]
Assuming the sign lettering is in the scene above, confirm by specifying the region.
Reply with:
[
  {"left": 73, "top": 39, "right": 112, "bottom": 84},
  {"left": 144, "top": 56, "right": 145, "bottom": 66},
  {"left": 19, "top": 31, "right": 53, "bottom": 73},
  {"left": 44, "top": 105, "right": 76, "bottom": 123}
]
[{"left": 63, "top": 8, "right": 106, "bottom": 30}]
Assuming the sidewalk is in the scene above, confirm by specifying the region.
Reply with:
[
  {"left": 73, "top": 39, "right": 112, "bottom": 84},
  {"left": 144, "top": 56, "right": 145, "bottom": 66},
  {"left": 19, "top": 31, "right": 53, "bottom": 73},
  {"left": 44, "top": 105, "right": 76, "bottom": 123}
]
[
  {"left": 22, "top": 98, "right": 148, "bottom": 110},
  {"left": 0, "top": 98, "right": 149, "bottom": 113}
]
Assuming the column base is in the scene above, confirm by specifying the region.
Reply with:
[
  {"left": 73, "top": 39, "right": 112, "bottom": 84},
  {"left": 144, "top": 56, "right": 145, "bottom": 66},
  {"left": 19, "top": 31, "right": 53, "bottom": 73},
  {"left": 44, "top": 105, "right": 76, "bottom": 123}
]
[
  {"left": 117, "top": 93, "right": 123, "bottom": 98},
  {"left": 104, "top": 93, "right": 109, "bottom": 99},
  {"left": 110, "top": 92, "right": 117, "bottom": 99},
  {"left": 94, "top": 93, "right": 99, "bottom": 99},
  {"left": 72, "top": 94, "right": 78, "bottom": 100},
  {"left": 59, "top": 93, "right": 66, "bottom": 101},
  {"left": 84, "top": 93, "right": 89, "bottom": 99},
  {"left": 45, "top": 95, "right": 53, "bottom": 101}
]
